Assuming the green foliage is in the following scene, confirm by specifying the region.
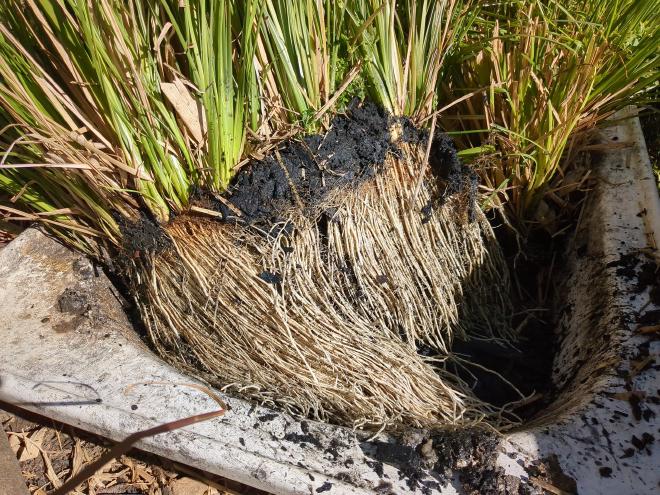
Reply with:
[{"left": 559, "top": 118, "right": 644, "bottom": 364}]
[
  {"left": 257, "top": 0, "right": 370, "bottom": 131},
  {"left": 348, "top": 0, "right": 478, "bottom": 121},
  {"left": 0, "top": 0, "right": 262, "bottom": 253},
  {"left": 259, "top": 1, "right": 344, "bottom": 122},
  {"left": 0, "top": 0, "right": 658, "bottom": 250},
  {"left": 161, "top": 0, "right": 262, "bottom": 189},
  {"left": 332, "top": 57, "right": 367, "bottom": 111},
  {"left": 441, "top": 0, "right": 659, "bottom": 224}
]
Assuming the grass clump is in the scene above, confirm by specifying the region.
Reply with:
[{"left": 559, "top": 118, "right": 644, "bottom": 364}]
[
  {"left": 0, "top": 0, "right": 262, "bottom": 253},
  {"left": 349, "top": 0, "right": 477, "bottom": 121},
  {"left": 442, "top": 0, "right": 659, "bottom": 227}
]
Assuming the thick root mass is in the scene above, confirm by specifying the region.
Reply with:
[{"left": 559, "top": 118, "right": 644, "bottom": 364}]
[{"left": 129, "top": 142, "right": 515, "bottom": 430}]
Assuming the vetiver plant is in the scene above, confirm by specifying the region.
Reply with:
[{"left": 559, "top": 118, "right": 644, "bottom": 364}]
[
  {"left": 349, "top": 0, "right": 478, "bottom": 121},
  {"left": 257, "top": 0, "right": 358, "bottom": 129},
  {"left": 0, "top": 0, "right": 518, "bottom": 431},
  {"left": 0, "top": 0, "right": 261, "bottom": 250},
  {"left": 1, "top": 0, "right": 657, "bottom": 432},
  {"left": 441, "top": 0, "right": 659, "bottom": 227}
]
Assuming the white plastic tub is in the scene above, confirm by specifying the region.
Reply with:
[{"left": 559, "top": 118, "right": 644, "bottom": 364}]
[{"left": 0, "top": 108, "right": 657, "bottom": 494}]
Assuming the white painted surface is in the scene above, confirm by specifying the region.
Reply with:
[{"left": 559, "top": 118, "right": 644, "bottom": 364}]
[{"left": 503, "top": 108, "right": 660, "bottom": 494}]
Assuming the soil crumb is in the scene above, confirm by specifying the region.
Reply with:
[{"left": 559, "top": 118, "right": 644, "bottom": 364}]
[
  {"left": 284, "top": 431, "right": 323, "bottom": 449},
  {"left": 117, "top": 213, "right": 172, "bottom": 255},
  {"left": 361, "top": 430, "right": 546, "bottom": 494},
  {"left": 315, "top": 481, "right": 333, "bottom": 493},
  {"left": 432, "top": 431, "right": 524, "bottom": 495},
  {"left": 57, "top": 287, "right": 89, "bottom": 316}
]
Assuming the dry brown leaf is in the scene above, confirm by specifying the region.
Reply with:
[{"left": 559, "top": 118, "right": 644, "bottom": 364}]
[
  {"left": 150, "top": 465, "right": 171, "bottom": 486},
  {"left": 111, "top": 466, "right": 131, "bottom": 479},
  {"left": 69, "top": 439, "right": 85, "bottom": 482},
  {"left": 87, "top": 473, "right": 108, "bottom": 495},
  {"left": 26, "top": 429, "right": 46, "bottom": 460},
  {"left": 15, "top": 428, "right": 63, "bottom": 490},
  {"left": 15, "top": 430, "right": 58, "bottom": 488},
  {"left": 160, "top": 78, "right": 206, "bottom": 144},
  {"left": 10, "top": 428, "right": 45, "bottom": 462},
  {"left": 89, "top": 470, "right": 123, "bottom": 484},
  {"left": 530, "top": 475, "right": 575, "bottom": 495},
  {"left": 135, "top": 466, "right": 156, "bottom": 484},
  {"left": 98, "top": 481, "right": 151, "bottom": 493},
  {"left": 8, "top": 431, "right": 21, "bottom": 455},
  {"left": 170, "top": 476, "right": 218, "bottom": 495},
  {"left": 40, "top": 447, "right": 62, "bottom": 489},
  {"left": 120, "top": 455, "right": 137, "bottom": 482}
]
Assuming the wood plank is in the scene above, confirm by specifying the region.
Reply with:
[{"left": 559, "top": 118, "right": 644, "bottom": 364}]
[{"left": 0, "top": 427, "right": 30, "bottom": 495}]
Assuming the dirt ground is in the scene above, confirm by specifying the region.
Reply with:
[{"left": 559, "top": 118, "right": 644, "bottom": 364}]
[{"left": 0, "top": 403, "right": 267, "bottom": 495}]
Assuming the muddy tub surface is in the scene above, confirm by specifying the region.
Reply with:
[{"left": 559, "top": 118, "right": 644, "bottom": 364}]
[{"left": 0, "top": 108, "right": 658, "bottom": 494}]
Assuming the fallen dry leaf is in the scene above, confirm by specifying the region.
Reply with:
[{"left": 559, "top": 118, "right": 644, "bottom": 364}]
[
  {"left": 8, "top": 431, "right": 21, "bottom": 455},
  {"left": 119, "top": 455, "right": 136, "bottom": 483},
  {"left": 170, "top": 476, "right": 218, "bottom": 495},
  {"left": 69, "top": 438, "right": 86, "bottom": 480},
  {"left": 530, "top": 475, "right": 575, "bottom": 495},
  {"left": 135, "top": 465, "right": 156, "bottom": 485},
  {"left": 96, "top": 481, "right": 150, "bottom": 493},
  {"left": 13, "top": 428, "right": 63, "bottom": 489},
  {"left": 9, "top": 428, "right": 46, "bottom": 462},
  {"left": 160, "top": 78, "right": 206, "bottom": 144},
  {"left": 40, "top": 446, "right": 62, "bottom": 489},
  {"left": 20, "top": 433, "right": 39, "bottom": 462}
]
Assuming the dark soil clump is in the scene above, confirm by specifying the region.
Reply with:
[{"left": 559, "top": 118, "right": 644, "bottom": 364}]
[
  {"left": 257, "top": 412, "right": 278, "bottom": 422},
  {"left": 360, "top": 438, "right": 430, "bottom": 492},
  {"left": 432, "top": 431, "right": 506, "bottom": 494},
  {"left": 315, "top": 481, "right": 333, "bottom": 493},
  {"left": 222, "top": 101, "right": 476, "bottom": 235},
  {"left": 57, "top": 287, "right": 90, "bottom": 316},
  {"left": 227, "top": 102, "right": 390, "bottom": 230},
  {"left": 116, "top": 213, "right": 172, "bottom": 255},
  {"left": 284, "top": 431, "right": 323, "bottom": 449}
]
